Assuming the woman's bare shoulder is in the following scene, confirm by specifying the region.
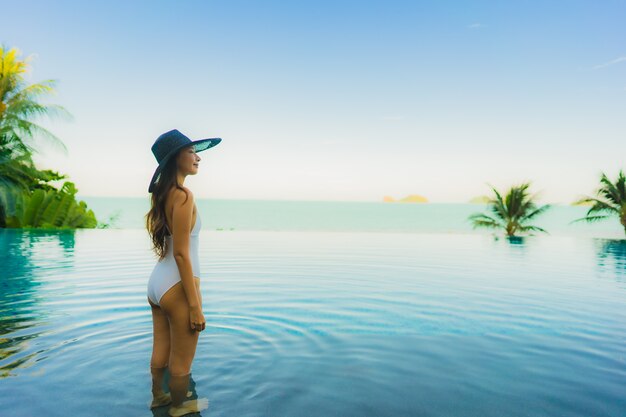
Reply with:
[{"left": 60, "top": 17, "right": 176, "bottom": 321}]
[{"left": 171, "top": 187, "right": 194, "bottom": 206}]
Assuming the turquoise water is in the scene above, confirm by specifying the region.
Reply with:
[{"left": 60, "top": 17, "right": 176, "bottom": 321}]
[
  {"left": 81, "top": 196, "right": 625, "bottom": 239},
  {"left": 1, "top": 227, "right": 625, "bottom": 416}
]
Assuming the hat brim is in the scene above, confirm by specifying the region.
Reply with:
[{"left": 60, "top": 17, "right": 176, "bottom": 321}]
[{"left": 148, "top": 137, "right": 222, "bottom": 193}]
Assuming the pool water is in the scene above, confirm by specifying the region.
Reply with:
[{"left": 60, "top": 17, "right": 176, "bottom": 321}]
[{"left": 1, "top": 229, "right": 625, "bottom": 416}]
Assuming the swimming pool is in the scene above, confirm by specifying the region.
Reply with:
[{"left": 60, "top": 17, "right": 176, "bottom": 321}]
[{"left": 1, "top": 229, "right": 625, "bottom": 416}]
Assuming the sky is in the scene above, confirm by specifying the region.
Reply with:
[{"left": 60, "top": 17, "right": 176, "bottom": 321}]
[{"left": 2, "top": 0, "right": 625, "bottom": 203}]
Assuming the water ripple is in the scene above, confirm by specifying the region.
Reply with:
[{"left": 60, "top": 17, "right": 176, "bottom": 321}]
[{"left": 1, "top": 230, "right": 626, "bottom": 416}]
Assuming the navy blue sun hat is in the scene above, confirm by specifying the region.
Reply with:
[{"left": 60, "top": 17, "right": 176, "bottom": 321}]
[{"left": 148, "top": 129, "right": 221, "bottom": 193}]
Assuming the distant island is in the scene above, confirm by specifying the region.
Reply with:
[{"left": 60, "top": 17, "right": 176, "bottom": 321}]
[
  {"left": 383, "top": 194, "right": 428, "bottom": 203},
  {"left": 468, "top": 196, "right": 490, "bottom": 204}
]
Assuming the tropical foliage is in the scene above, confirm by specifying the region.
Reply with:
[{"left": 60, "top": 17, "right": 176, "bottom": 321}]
[
  {"left": 468, "top": 183, "right": 551, "bottom": 237},
  {"left": 5, "top": 181, "right": 97, "bottom": 228},
  {"left": 572, "top": 170, "right": 626, "bottom": 235},
  {"left": 0, "top": 45, "right": 99, "bottom": 228}
]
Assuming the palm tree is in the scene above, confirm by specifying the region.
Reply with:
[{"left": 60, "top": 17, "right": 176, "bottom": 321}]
[
  {"left": 571, "top": 170, "right": 626, "bottom": 235},
  {"left": 0, "top": 45, "right": 70, "bottom": 159},
  {"left": 468, "top": 182, "right": 551, "bottom": 237},
  {"left": 0, "top": 45, "right": 71, "bottom": 226}
]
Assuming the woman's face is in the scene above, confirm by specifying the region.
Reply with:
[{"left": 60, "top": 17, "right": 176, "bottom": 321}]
[{"left": 177, "top": 145, "right": 201, "bottom": 175}]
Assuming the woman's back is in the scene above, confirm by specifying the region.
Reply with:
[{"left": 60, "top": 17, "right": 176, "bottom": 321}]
[
  {"left": 147, "top": 189, "right": 202, "bottom": 306},
  {"left": 164, "top": 188, "right": 199, "bottom": 236}
]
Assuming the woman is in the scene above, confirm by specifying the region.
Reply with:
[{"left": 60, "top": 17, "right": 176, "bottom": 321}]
[{"left": 145, "top": 129, "right": 222, "bottom": 416}]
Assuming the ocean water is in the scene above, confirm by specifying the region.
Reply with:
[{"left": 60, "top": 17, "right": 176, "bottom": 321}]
[
  {"left": 80, "top": 196, "right": 624, "bottom": 239},
  {"left": 1, "top": 227, "right": 625, "bottom": 416}
]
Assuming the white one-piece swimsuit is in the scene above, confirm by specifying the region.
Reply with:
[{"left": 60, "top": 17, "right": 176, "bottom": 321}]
[{"left": 147, "top": 209, "right": 201, "bottom": 306}]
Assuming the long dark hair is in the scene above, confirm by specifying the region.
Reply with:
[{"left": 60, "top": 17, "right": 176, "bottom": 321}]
[{"left": 145, "top": 151, "right": 191, "bottom": 261}]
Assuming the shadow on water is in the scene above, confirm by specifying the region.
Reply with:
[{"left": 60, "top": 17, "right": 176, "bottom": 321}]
[
  {"left": 594, "top": 238, "right": 626, "bottom": 282},
  {"left": 491, "top": 235, "right": 526, "bottom": 246},
  {"left": 0, "top": 229, "right": 76, "bottom": 378},
  {"left": 491, "top": 235, "right": 528, "bottom": 258},
  {"left": 506, "top": 236, "right": 525, "bottom": 246}
]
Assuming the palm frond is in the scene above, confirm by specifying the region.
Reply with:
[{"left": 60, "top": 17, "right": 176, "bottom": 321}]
[
  {"left": 468, "top": 213, "right": 503, "bottom": 230},
  {"left": 615, "top": 170, "right": 626, "bottom": 202},
  {"left": 517, "top": 224, "right": 549, "bottom": 235},
  {"left": 522, "top": 204, "right": 551, "bottom": 221},
  {"left": 570, "top": 215, "right": 611, "bottom": 224},
  {"left": 598, "top": 172, "right": 624, "bottom": 206},
  {"left": 5, "top": 118, "right": 69, "bottom": 154},
  {"left": 585, "top": 199, "right": 619, "bottom": 216},
  {"left": 0, "top": 46, "right": 71, "bottom": 161},
  {"left": 488, "top": 185, "right": 508, "bottom": 221},
  {"left": 572, "top": 195, "right": 595, "bottom": 206}
]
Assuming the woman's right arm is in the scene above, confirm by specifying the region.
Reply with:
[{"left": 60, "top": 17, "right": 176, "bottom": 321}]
[{"left": 171, "top": 189, "right": 204, "bottom": 330}]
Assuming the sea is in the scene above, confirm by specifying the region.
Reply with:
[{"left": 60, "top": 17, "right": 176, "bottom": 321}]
[{"left": 79, "top": 196, "right": 624, "bottom": 239}]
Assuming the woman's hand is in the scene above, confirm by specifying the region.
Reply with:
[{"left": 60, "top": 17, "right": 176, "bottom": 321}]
[{"left": 189, "top": 305, "right": 206, "bottom": 332}]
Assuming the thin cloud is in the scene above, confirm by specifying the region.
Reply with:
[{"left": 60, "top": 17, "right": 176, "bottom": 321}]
[
  {"left": 592, "top": 56, "right": 626, "bottom": 70},
  {"left": 467, "top": 23, "right": 485, "bottom": 29}
]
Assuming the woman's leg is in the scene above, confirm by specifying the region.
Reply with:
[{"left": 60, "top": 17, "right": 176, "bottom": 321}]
[
  {"left": 148, "top": 297, "right": 172, "bottom": 407},
  {"left": 149, "top": 297, "right": 171, "bottom": 368},
  {"left": 159, "top": 278, "right": 207, "bottom": 415}
]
